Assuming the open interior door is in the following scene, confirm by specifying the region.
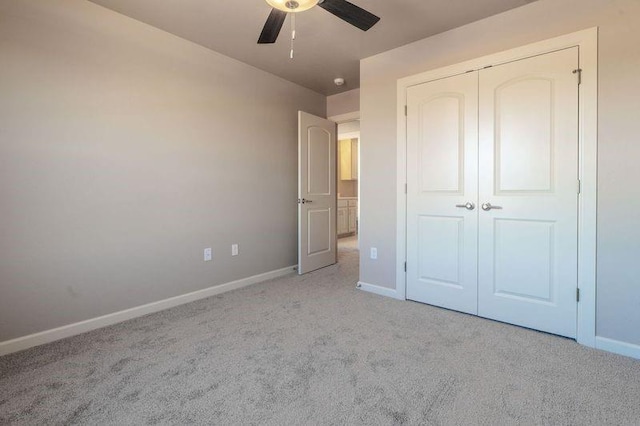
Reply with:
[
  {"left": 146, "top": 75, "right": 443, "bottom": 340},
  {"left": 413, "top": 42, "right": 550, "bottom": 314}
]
[{"left": 298, "top": 111, "right": 337, "bottom": 274}]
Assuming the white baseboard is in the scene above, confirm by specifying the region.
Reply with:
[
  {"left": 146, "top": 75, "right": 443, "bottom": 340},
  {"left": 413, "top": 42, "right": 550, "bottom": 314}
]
[
  {"left": 0, "top": 265, "right": 297, "bottom": 356},
  {"left": 595, "top": 336, "right": 640, "bottom": 360},
  {"left": 356, "top": 281, "right": 402, "bottom": 300}
]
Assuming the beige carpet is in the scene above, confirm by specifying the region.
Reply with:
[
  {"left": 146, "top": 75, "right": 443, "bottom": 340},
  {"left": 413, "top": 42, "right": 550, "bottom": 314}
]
[{"left": 1, "top": 241, "right": 639, "bottom": 425}]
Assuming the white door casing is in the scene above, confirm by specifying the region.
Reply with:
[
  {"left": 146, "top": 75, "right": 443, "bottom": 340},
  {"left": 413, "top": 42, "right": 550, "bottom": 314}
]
[
  {"left": 477, "top": 47, "right": 579, "bottom": 338},
  {"left": 298, "top": 111, "right": 337, "bottom": 274},
  {"left": 406, "top": 72, "right": 479, "bottom": 314}
]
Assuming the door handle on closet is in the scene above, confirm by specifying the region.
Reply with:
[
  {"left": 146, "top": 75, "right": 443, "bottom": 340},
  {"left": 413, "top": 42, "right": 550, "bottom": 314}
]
[
  {"left": 455, "top": 202, "right": 476, "bottom": 211},
  {"left": 481, "top": 202, "right": 502, "bottom": 211}
]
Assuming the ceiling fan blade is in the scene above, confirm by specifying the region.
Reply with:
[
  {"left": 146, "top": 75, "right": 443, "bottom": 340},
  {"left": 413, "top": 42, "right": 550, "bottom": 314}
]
[
  {"left": 317, "top": 0, "right": 380, "bottom": 31},
  {"left": 258, "top": 8, "right": 287, "bottom": 44}
]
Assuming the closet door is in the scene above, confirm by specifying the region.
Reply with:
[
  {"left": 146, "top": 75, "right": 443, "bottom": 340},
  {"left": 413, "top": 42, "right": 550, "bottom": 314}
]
[
  {"left": 477, "top": 47, "right": 579, "bottom": 338},
  {"left": 406, "top": 72, "right": 479, "bottom": 314}
]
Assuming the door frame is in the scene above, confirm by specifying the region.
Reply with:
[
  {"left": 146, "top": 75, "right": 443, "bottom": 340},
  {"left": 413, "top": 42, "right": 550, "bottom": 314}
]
[{"left": 395, "top": 28, "right": 598, "bottom": 347}]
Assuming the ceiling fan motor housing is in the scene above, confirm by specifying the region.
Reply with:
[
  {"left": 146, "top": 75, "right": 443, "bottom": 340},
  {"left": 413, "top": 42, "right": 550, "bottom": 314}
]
[{"left": 266, "top": 0, "right": 319, "bottom": 12}]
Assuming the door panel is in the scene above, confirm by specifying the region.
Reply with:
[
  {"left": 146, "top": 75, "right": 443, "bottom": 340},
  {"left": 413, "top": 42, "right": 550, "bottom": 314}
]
[
  {"left": 418, "top": 95, "right": 465, "bottom": 193},
  {"left": 495, "top": 78, "right": 554, "bottom": 193},
  {"left": 298, "top": 111, "right": 336, "bottom": 274},
  {"left": 478, "top": 47, "right": 579, "bottom": 338},
  {"left": 493, "top": 219, "right": 555, "bottom": 301},
  {"left": 307, "top": 127, "right": 331, "bottom": 195},
  {"left": 406, "top": 72, "right": 479, "bottom": 315},
  {"left": 307, "top": 209, "right": 332, "bottom": 255},
  {"left": 418, "top": 216, "right": 464, "bottom": 288}
]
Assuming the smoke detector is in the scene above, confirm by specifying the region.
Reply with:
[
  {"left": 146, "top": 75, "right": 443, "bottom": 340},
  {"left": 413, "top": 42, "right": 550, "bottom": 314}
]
[{"left": 334, "top": 78, "right": 345, "bottom": 86}]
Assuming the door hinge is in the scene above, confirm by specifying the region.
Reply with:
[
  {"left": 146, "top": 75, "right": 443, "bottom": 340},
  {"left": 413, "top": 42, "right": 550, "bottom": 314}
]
[
  {"left": 404, "top": 183, "right": 407, "bottom": 194},
  {"left": 404, "top": 262, "right": 407, "bottom": 272},
  {"left": 577, "top": 179, "right": 582, "bottom": 194},
  {"left": 404, "top": 105, "right": 407, "bottom": 116},
  {"left": 576, "top": 288, "right": 580, "bottom": 302},
  {"left": 573, "top": 68, "right": 582, "bottom": 85}
]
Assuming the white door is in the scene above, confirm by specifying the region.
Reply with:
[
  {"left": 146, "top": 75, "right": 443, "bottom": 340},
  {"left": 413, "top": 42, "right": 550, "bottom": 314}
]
[
  {"left": 477, "top": 48, "right": 579, "bottom": 338},
  {"left": 406, "top": 72, "right": 479, "bottom": 315},
  {"left": 405, "top": 48, "right": 579, "bottom": 337},
  {"left": 298, "top": 111, "right": 337, "bottom": 274}
]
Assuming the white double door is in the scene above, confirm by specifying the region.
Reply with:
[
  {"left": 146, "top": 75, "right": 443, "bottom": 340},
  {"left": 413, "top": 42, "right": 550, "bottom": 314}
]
[{"left": 406, "top": 48, "right": 579, "bottom": 338}]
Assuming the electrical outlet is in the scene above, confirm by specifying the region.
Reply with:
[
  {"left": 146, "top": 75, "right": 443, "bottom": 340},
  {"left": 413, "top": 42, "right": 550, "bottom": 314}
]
[
  {"left": 204, "top": 248, "right": 212, "bottom": 262},
  {"left": 231, "top": 244, "right": 239, "bottom": 256},
  {"left": 370, "top": 247, "right": 377, "bottom": 260}
]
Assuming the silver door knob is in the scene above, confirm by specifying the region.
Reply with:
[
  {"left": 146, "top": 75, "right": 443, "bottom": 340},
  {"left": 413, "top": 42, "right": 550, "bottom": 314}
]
[
  {"left": 455, "top": 202, "right": 475, "bottom": 210},
  {"left": 481, "top": 202, "right": 502, "bottom": 211},
  {"left": 302, "top": 198, "right": 313, "bottom": 204}
]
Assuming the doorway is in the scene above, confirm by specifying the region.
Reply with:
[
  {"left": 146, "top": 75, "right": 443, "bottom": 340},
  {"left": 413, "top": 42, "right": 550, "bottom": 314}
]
[{"left": 336, "top": 120, "right": 360, "bottom": 254}]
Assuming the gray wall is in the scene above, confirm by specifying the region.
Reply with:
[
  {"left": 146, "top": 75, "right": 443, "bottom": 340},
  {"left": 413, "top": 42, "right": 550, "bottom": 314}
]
[
  {"left": 327, "top": 89, "right": 360, "bottom": 118},
  {"left": 359, "top": 0, "right": 640, "bottom": 345},
  {"left": 0, "top": 0, "right": 325, "bottom": 341}
]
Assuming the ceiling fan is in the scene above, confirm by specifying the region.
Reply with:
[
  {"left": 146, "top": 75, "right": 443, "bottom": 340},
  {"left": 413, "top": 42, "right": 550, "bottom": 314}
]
[{"left": 258, "top": 0, "right": 380, "bottom": 44}]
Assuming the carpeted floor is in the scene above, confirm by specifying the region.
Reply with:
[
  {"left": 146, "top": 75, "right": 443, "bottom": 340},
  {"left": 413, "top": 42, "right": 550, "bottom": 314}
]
[{"left": 1, "top": 237, "right": 640, "bottom": 425}]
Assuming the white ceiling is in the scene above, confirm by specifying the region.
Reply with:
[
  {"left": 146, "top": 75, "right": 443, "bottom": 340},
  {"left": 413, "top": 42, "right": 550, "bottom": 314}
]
[{"left": 88, "top": 0, "right": 537, "bottom": 95}]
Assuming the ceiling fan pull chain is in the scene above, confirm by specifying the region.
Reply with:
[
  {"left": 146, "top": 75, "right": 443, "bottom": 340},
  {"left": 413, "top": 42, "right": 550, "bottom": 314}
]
[{"left": 290, "top": 13, "right": 296, "bottom": 59}]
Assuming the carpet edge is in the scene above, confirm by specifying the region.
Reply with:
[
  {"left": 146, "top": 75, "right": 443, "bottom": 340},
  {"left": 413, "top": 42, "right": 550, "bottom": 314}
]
[{"left": 0, "top": 265, "right": 297, "bottom": 356}]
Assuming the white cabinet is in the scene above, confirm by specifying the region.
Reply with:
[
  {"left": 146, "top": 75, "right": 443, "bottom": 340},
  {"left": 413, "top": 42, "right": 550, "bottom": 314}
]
[
  {"left": 338, "top": 199, "right": 358, "bottom": 236},
  {"left": 337, "top": 200, "right": 349, "bottom": 235},
  {"left": 339, "top": 138, "right": 358, "bottom": 181},
  {"left": 348, "top": 200, "right": 357, "bottom": 233}
]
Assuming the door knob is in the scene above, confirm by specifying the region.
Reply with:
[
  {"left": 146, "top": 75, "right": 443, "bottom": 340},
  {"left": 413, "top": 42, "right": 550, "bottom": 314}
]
[
  {"left": 301, "top": 198, "right": 313, "bottom": 204},
  {"left": 481, "top": 202, "right": 502, "bottom": 211},
  {"left": 455, "top": 202, "right": 475, "bottom": 211}
]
